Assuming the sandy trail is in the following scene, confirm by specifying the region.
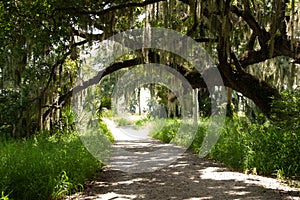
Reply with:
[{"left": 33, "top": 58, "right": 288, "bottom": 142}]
[{"left": 68, "top": 118, "right": 299, "bottom": 200}]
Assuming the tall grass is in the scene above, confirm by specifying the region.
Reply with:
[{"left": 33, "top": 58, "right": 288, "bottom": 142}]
[
  {"left": 211, "top": 117, "right": 300, "bottom": 179},
  {"left": 0, "top": 122, "right": 113, "bottom": 200},
  {"left": 114, "top": 118, "right": 133, "bottom": 127},
  {"left": 150, "top": 118, "right": 181, "bottom": 143}
]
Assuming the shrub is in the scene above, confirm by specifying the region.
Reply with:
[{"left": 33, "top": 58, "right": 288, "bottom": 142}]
[
  {"left": 115, "top": 118, "right": 133, "bottom": 127},
  {"left": 0, "top": 122, "right": 113, "bottom": 199},
  {"left": 150, "top": 118, "right": 181, "bottom": 143},
  {"left": 134, "top": 118, "right": 150, "bottom": 129},
  {"left": 271, "top": 89, "right": 300, "bottom": 131},
  {"left": 210, "top": 118, "right": 248, "bottom": 170}
]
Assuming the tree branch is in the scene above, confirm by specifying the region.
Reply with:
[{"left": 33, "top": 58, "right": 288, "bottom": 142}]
[
  {"left": 246, "top": 32, "right": 256, "bottom": 51},
  {"left": 239, "top": 35, "right": 300, "bottom": 67},
  {"left": 230, "top": 52, "right": 244, "bottom": 73},
  {"left": 56, "top": 0, "right": 166, "bottom": 16},
  {"left": 231, "top": 5, "right": 270, "bottom": 49},
  {"left": 42, "top": 40, "right": 88, "bottom": 95}
]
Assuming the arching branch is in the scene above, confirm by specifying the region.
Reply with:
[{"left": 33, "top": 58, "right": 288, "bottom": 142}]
[
  {"left": 231, "top": 5, "right": 270, "bottom": 50},
  {"left": 55, "top": 0, "right": 166, "bottom": 16}
]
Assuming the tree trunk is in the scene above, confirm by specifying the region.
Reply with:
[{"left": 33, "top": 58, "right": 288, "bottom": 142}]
[
  {"left": 288, "top": 63, "right": 296, "bottom": 90},
  {"left": 226, "top": 87, "right": 233, "bottom": 118},
  {"left": 193, "top": 89, "right": 199, "bottom": 121},
  {"left": 137, "top": 88, "right": 141, "bottom": 115},
  {"left": 217, "top": 62, "right": 280, "bottom": 118}
]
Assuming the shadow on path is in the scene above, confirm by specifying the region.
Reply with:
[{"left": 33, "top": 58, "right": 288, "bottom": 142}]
[{"left": 68, "top": 118, "right": 299, "bottom": 200}]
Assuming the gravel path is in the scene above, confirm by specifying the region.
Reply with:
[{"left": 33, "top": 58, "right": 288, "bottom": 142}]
[{"left": 68, "top": 118, "right": 300, "bottom": 200}]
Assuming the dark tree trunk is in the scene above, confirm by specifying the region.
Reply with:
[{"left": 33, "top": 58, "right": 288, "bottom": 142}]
[
  {"left": 186, "top": 64, "right": 280, "bottom": 117},
  {"left": 215, "top": 46, "right": 280, "bottom": 117},
  {"left": 221, "top": 69, "right": 280, "bottom": 117}
]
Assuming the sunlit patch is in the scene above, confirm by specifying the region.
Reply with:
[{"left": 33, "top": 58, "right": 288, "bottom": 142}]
[
  {"left": 169, "top": 163, "right": 190, "bottom": 168},
  {"left": 183, "top": 197, "right": 213, "bottom": 200},
  {"left": 233, "top": 186, "right": 247, "bottom": 190},
  {"left": 172, "top": 171, "right": 184, "bottom": 175},
  {"left": 224, "top": 190, "right": 251, "bottom": 196},
  {"left": 199, "top": 167, "right": 300, "bottom": 193},
  {"left": 97, "top": 192, "right": 138, "bottom": 199},
  {"left": 115, "top": 178, "right": 151, "bottom": 185}
]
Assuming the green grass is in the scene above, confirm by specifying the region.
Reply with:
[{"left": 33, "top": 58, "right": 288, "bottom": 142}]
[
  {"left": 114, "top": 118, "right": 133, "bottom": 127},
  {"left": 133, "top": 117, "right": 152, "bottom": 129},
  {"left": 150, "top": 118, "right": 181, "bottom": 143},
  {"left": 100, "top": 109, "right": 114, "bottom": 119},
  {"left": 210, "top": 117, "right": 300, "bottom": 179},
  {"left": 0, "top": 122, "right": 114, "bottom": 200}
]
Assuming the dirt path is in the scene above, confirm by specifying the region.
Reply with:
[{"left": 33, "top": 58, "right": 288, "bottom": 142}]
[{"left": 68, "top": 118, "right": 300, "bottom": 200}]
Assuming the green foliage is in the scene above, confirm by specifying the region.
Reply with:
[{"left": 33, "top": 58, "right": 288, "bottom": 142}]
[
  {"left": 96, "top": 71, "right": 126, "bottom": 118},
  {"left": 151, "top": 118, "right": 208, "bottom": 151},
  {"left": 150, "top": 118, "right": 181, "bottom": 143},
  {"left": 60, "top": 107, "right": 76, "bottom": 132},
  {"left": 0, "top": 191, "right": 10, "bottom": 200},
  {"left": 189, "top": 123, "right": 208, "bottom": 153},
  {"left": 114, "top": 118, "right": 133, "bottom": 127},
  {"left": 0, "top": 90, "right": 22, "bottom": 136},
  {"left": 0, "top": 128, "right": 113, "bottom": 200},
  {"left": 52, "top": 171, "right": 83, "bottom": 199},
  {"left": 99, "top": 120, "right": 114, "bottom": 143},
  {"left": 210, "top": 118, "right": 249, "bottom": 170},
  {"left": 134, "top": 118, "right": 151, "bottom": 129},
  {"left": 101, "top": 96, "right": 112, "bottom": 110},
  {"left": 271, "top": 89, "right": 300, "bottom": 130},
  {"left": 49, "top": 106, "right": 76, "bottom": 134},
  {"left": 100, "top": 109, "right": 114, "bottom": 119},
  {"left": 214, "top": 118, "right": 300, "bottom": 178}
]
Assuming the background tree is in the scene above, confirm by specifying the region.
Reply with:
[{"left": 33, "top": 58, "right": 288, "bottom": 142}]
[{"left": 1, "top": 0, "right": 300, "bottom": 137}]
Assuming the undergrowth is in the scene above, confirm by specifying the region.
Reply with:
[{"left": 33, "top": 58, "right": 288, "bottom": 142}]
[
  {"left": 114, "top": 118, "right": 133, "bottom": 127},
  {"left": 134, "top": 118, "right": 151, "bottom": 129},
  {"left": 0, "top": 122, "right": 113, "bottom": 200}
]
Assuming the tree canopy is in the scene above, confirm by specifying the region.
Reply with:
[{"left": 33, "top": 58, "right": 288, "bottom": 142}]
[{"left": 1, "top": 0, "right": 300, "bottom": 137}]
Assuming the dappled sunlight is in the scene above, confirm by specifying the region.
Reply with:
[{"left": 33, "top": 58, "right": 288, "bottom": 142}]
[
  {"left": 67, "top": 118, "right": 300, "bottom": 200},
  {"left": 199, "top": 167, "right": 300, "bottom": 193},
  {"left": 172, "top": 171, "right": 185, "bottom": 175},
  {"left": 101, "top": 118, "right": 188, "bottom": 172},
  {"left": 68, "top": 152, "right": 300, "bottom": 199},
  {"left": 100, "top": 192, "right": 140, "bottom": 199},
  {"left": 184, "top": 197, "right": 213, "bottom": 200},
  {"left": 77, "top": 192, "right": 139, "bottom": 200},
  {"left": 113, "top": 178, "right": 154, "bottom": 186},
  {"left": 224, "top": 190, "right": 251, "bottom": 196}
]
